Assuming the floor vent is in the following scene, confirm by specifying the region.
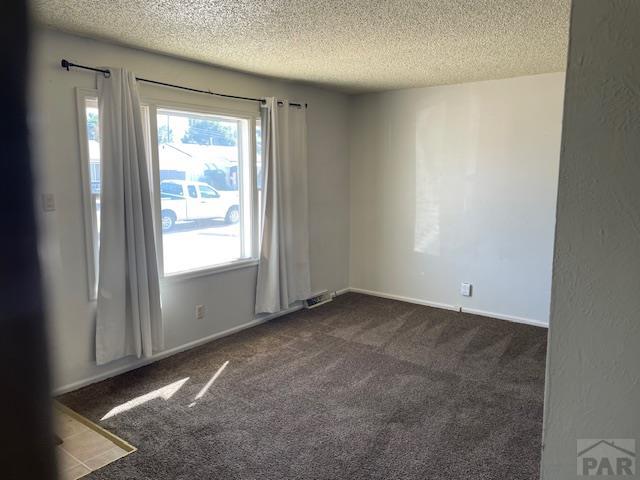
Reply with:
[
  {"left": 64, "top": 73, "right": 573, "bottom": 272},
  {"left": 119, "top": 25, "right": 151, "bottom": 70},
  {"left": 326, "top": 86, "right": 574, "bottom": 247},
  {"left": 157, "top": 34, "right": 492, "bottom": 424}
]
[{"left": 304, "top": 291, "right": 334, "bottom": 309}]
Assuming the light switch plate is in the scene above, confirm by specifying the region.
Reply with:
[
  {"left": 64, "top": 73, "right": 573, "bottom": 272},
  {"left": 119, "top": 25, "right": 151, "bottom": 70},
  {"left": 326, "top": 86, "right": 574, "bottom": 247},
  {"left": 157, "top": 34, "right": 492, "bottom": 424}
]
[{"left": 42, "top": 193, "right": 56, "bottom": 212}]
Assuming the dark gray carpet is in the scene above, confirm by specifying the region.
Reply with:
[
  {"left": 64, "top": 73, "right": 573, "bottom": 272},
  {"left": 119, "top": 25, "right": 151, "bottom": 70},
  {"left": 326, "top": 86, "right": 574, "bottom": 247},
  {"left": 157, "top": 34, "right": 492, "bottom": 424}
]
[{"left": 60, "top": 292, "right": 547, "bottom": 479}]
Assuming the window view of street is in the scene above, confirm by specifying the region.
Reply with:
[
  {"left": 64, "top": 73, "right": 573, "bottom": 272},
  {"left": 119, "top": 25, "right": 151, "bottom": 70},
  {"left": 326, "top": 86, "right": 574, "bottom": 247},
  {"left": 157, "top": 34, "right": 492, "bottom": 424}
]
[
  {"left": 85, "top": 98, "right": 101, "bottom": 290},
  {"left": 84, "top": 100, "right": 259, "bottom": 278},
  {"left": 157, "top": 108, "right": 248, "bottom": 275}
]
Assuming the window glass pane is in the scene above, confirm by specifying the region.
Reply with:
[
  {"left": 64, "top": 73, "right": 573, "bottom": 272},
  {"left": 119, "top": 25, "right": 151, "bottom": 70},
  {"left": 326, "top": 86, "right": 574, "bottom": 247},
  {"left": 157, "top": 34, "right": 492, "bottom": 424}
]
[
  {"left": 86, "top": 102, "right": 100, "bottom": 215},
  {"left": 157, "top": 108, "right": 250, "bottom": 275},
  {"left": 256, "top": 119, "right": 263, "bottom": 233},
  {"left": 85, "top": 98, "right": 101, "bottom": 290}
]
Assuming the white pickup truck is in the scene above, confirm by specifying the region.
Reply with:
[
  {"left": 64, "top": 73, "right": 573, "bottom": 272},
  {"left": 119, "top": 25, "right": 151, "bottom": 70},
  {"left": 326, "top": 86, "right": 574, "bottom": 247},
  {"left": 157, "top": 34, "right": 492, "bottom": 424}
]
[{"left": 160, "top": 180, "right": 240, "bottom": 231}]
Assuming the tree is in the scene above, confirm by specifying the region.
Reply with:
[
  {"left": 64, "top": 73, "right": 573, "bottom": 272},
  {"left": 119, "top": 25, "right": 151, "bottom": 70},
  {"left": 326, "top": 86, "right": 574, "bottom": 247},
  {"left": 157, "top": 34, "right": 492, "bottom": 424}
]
[
  {"left": 86, "top": 112, "right": 98, "bottom": 140},
  {"left": 158, "top": 125, "right": 173, "bottom": 144},
  {"left": 181, "top": 119, "right": 236, "bottom": 146}
]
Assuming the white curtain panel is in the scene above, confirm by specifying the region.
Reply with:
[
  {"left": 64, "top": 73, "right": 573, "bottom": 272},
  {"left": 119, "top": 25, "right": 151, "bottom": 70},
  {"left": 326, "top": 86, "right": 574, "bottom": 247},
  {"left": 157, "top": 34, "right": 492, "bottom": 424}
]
[
  {"left": 95, "top": 68, "right": 163, "bottom": 365},
  {"left": 255, "top": 98, "right": 311, "bottom": 314}
]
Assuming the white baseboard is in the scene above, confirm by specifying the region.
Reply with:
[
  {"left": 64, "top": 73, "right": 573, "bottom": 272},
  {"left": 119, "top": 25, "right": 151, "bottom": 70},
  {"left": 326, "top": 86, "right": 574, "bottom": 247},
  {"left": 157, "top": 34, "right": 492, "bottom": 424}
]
[
  {"left": 346, "top": 287, "right": 460, "bottom": 312},
  {"left": 53, "top": 304, "right": 302, "bottom": 396},
  {"left": 342, "top": 287, "right": 548, "bottom": 328},
  {"left": 460, "top": 307, "right": 548, "bottom": 328}
]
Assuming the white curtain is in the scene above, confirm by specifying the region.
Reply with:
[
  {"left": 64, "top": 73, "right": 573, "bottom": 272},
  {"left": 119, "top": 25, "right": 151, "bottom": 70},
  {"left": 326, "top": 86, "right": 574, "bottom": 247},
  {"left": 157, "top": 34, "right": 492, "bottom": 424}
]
[
  {"left": 95, "top": 68, "right": 163, "bottom": 365},
  {"left": 255, "top": 98, "right": 311, "bottom": 314}
]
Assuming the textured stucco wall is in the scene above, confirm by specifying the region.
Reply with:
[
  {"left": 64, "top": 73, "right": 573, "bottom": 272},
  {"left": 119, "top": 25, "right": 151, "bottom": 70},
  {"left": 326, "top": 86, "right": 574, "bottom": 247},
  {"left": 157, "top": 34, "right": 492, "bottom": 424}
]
[{"left": 541, "top": 1, "right": 640, "bottom": 478}]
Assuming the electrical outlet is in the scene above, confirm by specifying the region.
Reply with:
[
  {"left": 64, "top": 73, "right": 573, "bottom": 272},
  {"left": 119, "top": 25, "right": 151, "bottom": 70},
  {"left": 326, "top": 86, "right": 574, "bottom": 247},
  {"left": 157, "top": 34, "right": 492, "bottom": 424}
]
[
  {"left": 195, "top": 304, "right": 206, "bottom": 320},
  {"left": 460, "top": 282, "right": 472, "bottom": 297}
]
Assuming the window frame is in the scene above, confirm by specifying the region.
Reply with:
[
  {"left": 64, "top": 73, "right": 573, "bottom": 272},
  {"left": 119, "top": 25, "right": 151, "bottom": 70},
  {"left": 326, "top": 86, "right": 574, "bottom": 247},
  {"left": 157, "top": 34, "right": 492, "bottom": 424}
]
[
  {"left": 149, "top": 99, "right": 260, "bottom": 280},
  {"left": 76, "top": 89, "right": 262, "bottom": 299}
]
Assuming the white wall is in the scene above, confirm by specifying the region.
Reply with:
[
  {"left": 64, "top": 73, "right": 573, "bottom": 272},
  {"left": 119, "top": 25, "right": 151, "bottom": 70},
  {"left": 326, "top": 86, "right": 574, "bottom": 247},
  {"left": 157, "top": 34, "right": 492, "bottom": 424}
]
[
  {"left": 542, "top": 1, "right": 640, "bottom": 478},
  {"left": 31, "top": 29, "right": 350, "bottom": 392},
  {"left": 349, "top": 73, "right": 564, "bottom": 325}
]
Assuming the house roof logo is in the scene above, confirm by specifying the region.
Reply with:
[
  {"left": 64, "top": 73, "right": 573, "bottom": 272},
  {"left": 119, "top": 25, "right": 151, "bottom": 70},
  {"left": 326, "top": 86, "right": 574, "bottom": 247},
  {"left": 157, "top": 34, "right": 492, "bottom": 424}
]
[{"left": 577, "top": 439, "right": 636, "bottom": 476}]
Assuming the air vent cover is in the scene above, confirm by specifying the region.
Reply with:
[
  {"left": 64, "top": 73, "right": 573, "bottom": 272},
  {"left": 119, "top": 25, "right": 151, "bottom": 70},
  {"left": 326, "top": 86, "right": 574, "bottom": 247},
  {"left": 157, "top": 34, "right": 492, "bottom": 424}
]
[{"left": 304, "top": 291, "right": 334, "bottom": 309}]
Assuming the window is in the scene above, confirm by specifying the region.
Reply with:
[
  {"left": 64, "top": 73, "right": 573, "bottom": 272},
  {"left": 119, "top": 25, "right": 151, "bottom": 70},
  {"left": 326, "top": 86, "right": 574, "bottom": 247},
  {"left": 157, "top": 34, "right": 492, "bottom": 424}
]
[
  {"left": 155, "top": 107, "right": 256, "bottom": 276},
  {"left": 77, "top": 94, "right": 101, "bottom": 299},
  {"left": 256, "top": 119, "right": 263, "bottom": 233},
  {"left": 78, "top": 91, "right": 153, "bottom": 298},
  {"left": 78, "top": 91, "right": 259, "bottom": 292}
]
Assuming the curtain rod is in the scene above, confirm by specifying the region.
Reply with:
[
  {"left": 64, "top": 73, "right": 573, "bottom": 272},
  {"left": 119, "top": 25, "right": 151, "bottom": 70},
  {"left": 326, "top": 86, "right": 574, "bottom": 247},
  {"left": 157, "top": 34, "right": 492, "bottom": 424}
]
[{"left": 60, "top": 59, "right": 307, "bottom": 108}]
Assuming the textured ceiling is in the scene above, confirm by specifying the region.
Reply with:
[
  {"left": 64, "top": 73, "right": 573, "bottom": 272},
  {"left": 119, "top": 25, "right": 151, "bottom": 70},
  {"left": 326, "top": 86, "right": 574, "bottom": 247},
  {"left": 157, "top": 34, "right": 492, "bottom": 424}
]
[{"left": 32, "top": 0, "right": 570, "bottom": 93}]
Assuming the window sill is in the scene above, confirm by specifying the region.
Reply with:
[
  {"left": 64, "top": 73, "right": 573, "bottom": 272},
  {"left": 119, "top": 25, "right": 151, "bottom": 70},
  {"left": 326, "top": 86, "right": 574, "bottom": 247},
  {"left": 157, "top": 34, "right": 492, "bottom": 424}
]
[{"left": 161, "top": 258, "right": 259, "bottom": 284}]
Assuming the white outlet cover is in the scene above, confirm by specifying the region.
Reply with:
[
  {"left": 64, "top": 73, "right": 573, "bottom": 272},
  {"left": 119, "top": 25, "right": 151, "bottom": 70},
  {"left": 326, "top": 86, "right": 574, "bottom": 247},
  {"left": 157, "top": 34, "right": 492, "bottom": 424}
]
[
  {"left": 460, "top": 283, "right": 472, "bottom": 297},
  {"left": 195, "top": 304, "right": 206, "bottom": 319}
]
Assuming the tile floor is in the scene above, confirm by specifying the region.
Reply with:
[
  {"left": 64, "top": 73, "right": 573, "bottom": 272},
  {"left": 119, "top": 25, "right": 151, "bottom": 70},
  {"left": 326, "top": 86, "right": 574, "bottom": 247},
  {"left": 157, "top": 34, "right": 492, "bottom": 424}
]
[{"left": 55, "top": 405, "right": 134, "bottom": 480}]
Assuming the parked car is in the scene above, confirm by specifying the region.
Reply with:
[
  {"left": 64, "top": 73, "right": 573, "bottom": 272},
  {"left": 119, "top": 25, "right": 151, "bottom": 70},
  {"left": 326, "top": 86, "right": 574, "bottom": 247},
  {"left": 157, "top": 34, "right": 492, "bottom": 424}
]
[{"left": 160, "top": 180, "right": 240, "bottom": 231}]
